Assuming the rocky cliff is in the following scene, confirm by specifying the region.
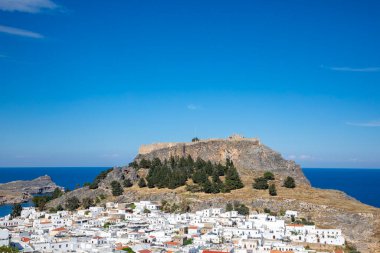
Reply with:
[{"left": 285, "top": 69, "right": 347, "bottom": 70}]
[
  {"left": 0, "top": 175, "right": 62, "bottom": 204},
  {"left": 136, "top": 135, "right": 309, "bottom": 185}
]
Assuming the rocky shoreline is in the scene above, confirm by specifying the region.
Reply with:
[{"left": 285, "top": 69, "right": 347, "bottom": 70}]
[{"left": 0, "top": 175, "right": 62, "bottom": 205}]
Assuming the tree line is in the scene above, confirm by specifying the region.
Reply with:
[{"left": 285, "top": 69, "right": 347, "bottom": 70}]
[{"left": 132, "top": 156, "right": 244, "bottom": 194}]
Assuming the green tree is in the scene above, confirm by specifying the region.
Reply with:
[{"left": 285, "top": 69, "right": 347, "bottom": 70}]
[
  {"left": 51, "top": 187, "right": 64, "bottom": 199},
  {"left": 128, "top": 161, "right": 139, "bottom": 169},
  {"left": 226, "top": 203, "right": 233, "bottom": 212},
  {"left": 89, "top": 168, "right": 113, "bottom": 189},
  {"left": 123, "top": 178, "right": 133, "bottom": 188},
  {"left": 56, "top": 205, "right": 64, "bottom": 211},
  {"left": 111, "top": 181, "right": 123, "bottom": 196},
  {"left": 224, "top": 164, "right": 244, "bottom": 190},
  {"left": 283, "top": 176, "right": 296, "bottom": 188},
  {"left": 11, "top": 203, "right": 22, "bottom": 218},
  {"left": 236, "top": 204, "right": 250, "bottom": 215},
  {"left": 138, "top": 178, "right": 147, "bottom": 188},
  {"left": 269, "top": 184, "right": 277, "bottom": 196},
  {"left": 139, "top": 159, "right": 151, "bottom": 168},
  {"left": 65, "top": 196, "right": 80, "bottom": 211},
  {"left": 252, "top": 177, "right": 269, "bottom": 189},
  {"left": 82, "top": 197, "right": 94, "bottom": 209},
  {"left": 202, "top": 178, "right": 213, "bottom": 193},
  {"left": 0, "top": 246, "right": 19, "bottom": 252},
  {"left": 32, "top": 196, "right": 49, "bottom": 211},
  {"left": 263, "top": 171, "right": 275, "bottom": 180},
  {"left": 191, "top": 137, "right": 199, "bottom": 142}
]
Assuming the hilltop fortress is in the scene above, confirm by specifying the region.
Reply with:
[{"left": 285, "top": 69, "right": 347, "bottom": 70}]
[{"left": 137, "top": 134, "right": 309, "bottom": 185}]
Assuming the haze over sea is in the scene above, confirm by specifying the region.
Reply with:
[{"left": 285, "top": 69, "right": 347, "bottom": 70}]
[{"left": 0, "top": 167, "right": 379, "bottom": 217}]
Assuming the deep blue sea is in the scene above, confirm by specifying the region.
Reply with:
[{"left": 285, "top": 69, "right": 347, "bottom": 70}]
[{"left": 0, "top": 167, "right": 379, "bottom": 217}]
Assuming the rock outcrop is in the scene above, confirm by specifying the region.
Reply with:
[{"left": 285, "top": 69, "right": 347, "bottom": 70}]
[
  {"left": 136, "top": 135, "right": 309, "bottom": 185},
  {"left": 0, "top": 176, "right": 62, "bottom": 204}
]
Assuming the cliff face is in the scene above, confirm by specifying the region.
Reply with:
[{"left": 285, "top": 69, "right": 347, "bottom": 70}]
[
  {"left": 0, "top": 175, "right": 61, "bottom": 204},
  {"left": 136, "top": 135, "right": 310, "bottom": 185}
]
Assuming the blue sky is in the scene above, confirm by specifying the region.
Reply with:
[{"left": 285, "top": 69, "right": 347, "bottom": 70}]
[{"left": 0, "top": 0, "right": 379, "bottom": 168}]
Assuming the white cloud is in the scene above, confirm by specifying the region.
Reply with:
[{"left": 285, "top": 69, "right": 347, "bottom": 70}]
[
  {"left": 287, "top": 154, "right": 314, "bottom": 161},
  {"left": 299, "top": 154, "right": 313, "bottom": 160},
  {"left": 346, "top": 120, "right": 380, "bottom": 127},
  {"left": 321, "top": 65, "right": 380, "bottom": 72},
  {"left": 187, "top": 104, "right": 200, "bottom": 110},
  {"left": 0, "top": 24, "right": 43, "bottom": 38},
  {"left": 0, "top": 0, "right": 58, "bottom": 13}
]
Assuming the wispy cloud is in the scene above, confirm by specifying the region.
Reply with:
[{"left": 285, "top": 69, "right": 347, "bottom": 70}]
[
  {"left": 0, "top": 0, "right": 58, "bottom": 13},
  {"left": 287, "top": 154, "right": 314, "bottom": 161},
  {"left": 321, "top": 65, "right": 380, "bottom": 72},
  {"left": 187, "top": 104, "right": 201, "bottom": 110},
  {"left": 0, "top": 25, "right": 43, "bottom": 38},
  {"left": 346, "top": 120, "right": 380, "bottom": 127}
]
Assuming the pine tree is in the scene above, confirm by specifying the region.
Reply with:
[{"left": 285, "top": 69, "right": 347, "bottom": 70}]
[
  {"left": 202, "top": 178, "right": 213, "bottom": 193},
  {"left": 111, "top": 181, "right": 123, "bottom": 196},
  {"left": 225, "top": 164, "right": 244, "bottom": 190}
]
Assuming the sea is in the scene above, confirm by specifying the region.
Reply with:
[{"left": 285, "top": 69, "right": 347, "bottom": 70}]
[{"left": 0, "top": 167, "right": 379, "bottom": 217}]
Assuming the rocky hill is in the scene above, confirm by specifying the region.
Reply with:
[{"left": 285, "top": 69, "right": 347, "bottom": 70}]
[
  {"left": 47, "top": 135, "right": 380, "bottom": 253},
  {"left": 0, "top": 175, "right": 61, "bottom": 204},
  {"left": 136, "top": 134, "right": 309, "bottom": 185}
]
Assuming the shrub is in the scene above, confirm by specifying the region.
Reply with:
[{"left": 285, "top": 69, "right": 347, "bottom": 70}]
[
  {"left": 263, "top": 171, "right": 275, "bottom": 180},
  {"left": 11, "top": 203, "right": 22, "bottom": 218},
  {"left": 192, "top": 137, "right": 199, "bottom": 142},
  {"left": 253, "top": 177, "right": 269, "bottom": 189},
  {"left": 269, "top": 184, "right": 277, "bottom": 196},
  {"left": 236, "top": 204, "right": 249, "bottom": 215},
  {"left": 283, "top": 176, "right": 296, "bottom": 188},
  {"left": 128, "top": 161, "right": 139, "bottom": 169},
  {"left": 139, "top": 159, "right": 151, "bottom": 168},
  {"left": 82, "top": 197, "right": 95, "bottom": 209},
  {"left": 90, "top": 168, "right": 113, "bottom": 189},
  {"left": 138, "top": 178, "right": 147, "bottom": 188},
  {"left": 65, "top": 196, "right": 80, "bottom": 211},
  {"left": 123, "top": 179, "right": 133, "bottom": 188},
  {"left": 226, "top": 203, "right": 233, "bottom": 212},
  {"left": 0, "top": 246, "right": 19, "bottom": 252},
  {"left": 185, "top": 184, "right": 203, "bottom": 193}
]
